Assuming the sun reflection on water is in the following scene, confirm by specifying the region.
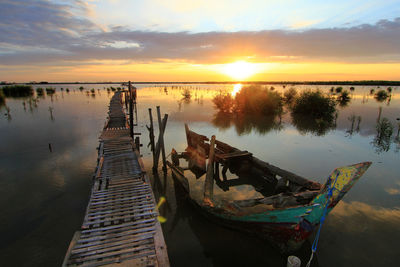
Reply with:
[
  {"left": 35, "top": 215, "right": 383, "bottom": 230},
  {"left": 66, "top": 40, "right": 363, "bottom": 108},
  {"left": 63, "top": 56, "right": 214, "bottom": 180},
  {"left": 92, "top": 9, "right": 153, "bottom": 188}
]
[{"left": 231, "top": 83, "right": 242, "bottom": 96}]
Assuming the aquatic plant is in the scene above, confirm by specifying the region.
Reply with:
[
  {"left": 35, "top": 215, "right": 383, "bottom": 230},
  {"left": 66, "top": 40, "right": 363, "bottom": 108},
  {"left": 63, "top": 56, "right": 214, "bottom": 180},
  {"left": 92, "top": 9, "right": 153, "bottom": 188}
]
[
  {"left": 291, "top": 90, "right": 336, "bottom": 118},
  {"left": 181, "top": 88, "right": 191, "bottom": 100},
  {"left": 370, "top": 88, "right": 375, "bottom": 95},
  {"left": 283, "top": 87, "right": 298, "bottom": 105},
  {"left": 337, "top": 90, "right": 351, "bottom": 107},
  {"left": 387, "top": 87, "right": 392, "bottom": 93},
  {"left": 66, "top": 88, "right": 70, "bottom": 92},
  {"left": 45, "top": 87, "right": 56, "bottom": 94},
  {"left": 1, "top": 85, "right": 34, "bottom": 97},
  {"left": 234, "top": 85, "right": 283, "bottom": 115},
  {"left": 330, "top": 87, "right": 334, "bottom": 93},
  {"left": 374, "top": 90, "right": 389, "bottom": 102},
  {"left": 36, "top": 87, "right": 44, "bottom": 96},
  {"left": 335, "top": 87, "right": 343, "bottom": 93},
  {"left": 372, "top": 118, "right": 394, "bottom": 153},
  {"left": 111, "top": 87, "right": 116, "bottom": 91},
  {"left": 212, "top": 93, "right": 235, "bottom": 113},
  {"left": 90, "top": 88, "right": 95, "bottom": 93},
  {"left": 79, "top": 86, "right": 84, "bottom": 91},
  {"left": 212, "top": 85, "right": 283, "bottom": 134},
  {"left": 0, "top": 90, "right": 5, "bottom": 107},
  {"left": 350, "top": 86, "right": 355, "bottom": 91},
  {"left": 291, "top": 90, "right": 337, "bottom": 136}
]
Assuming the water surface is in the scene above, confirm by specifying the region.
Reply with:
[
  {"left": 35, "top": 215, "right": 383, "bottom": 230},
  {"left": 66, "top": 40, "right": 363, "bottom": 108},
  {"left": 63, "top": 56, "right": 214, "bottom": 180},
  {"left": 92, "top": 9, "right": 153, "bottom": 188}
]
[{"left": 0, "top": 84, "right": 399, "bottom": 266}]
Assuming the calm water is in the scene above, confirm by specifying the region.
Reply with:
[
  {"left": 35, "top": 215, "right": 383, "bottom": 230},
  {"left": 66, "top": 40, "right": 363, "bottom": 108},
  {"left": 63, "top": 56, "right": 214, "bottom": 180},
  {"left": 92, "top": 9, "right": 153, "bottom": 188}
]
[{"left": 0, "top": 84, "right": 399, "bottom": 266}]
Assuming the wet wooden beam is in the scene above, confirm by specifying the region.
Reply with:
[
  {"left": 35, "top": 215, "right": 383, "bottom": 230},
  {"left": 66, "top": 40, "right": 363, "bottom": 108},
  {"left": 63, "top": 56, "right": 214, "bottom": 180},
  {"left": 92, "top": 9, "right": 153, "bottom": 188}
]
[{"left": 204, "top": 135, "right": 216, "bottom": 205}]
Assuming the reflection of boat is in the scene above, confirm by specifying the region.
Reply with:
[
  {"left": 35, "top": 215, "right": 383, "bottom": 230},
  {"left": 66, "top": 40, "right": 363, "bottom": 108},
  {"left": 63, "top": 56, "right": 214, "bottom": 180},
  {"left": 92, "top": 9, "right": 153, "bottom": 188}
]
[{"left": 167, "top": 124, "right": 372, "bottom": 252}]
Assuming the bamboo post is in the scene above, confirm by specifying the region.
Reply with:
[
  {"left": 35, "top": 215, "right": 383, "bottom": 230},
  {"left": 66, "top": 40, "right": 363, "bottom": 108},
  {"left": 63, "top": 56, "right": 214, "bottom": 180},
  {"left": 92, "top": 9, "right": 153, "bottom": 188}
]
[
  {"left": 157, "top": 106, "right": 167, "bottom": 172},
  {"left": 124, "top": 90, "right": 128, "bottom": 109},
  {"left": 153, "top": 114, "right": 168, "bottom": 172},
  {"left": 204, "top": 135, "right": 216, "bottom": 205},
  {"left": 129, "top": 81, "right": 134, "bottom": 138},
  {"left": 148, "top": 108, "right": 156, "bottom": 155}
]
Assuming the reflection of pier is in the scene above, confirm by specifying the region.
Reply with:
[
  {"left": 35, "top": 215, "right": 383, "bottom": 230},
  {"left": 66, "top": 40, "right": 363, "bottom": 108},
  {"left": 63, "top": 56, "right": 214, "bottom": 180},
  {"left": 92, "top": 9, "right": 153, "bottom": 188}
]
[{"left": 63, "top": 90, "right": 169, "bottom": 266}]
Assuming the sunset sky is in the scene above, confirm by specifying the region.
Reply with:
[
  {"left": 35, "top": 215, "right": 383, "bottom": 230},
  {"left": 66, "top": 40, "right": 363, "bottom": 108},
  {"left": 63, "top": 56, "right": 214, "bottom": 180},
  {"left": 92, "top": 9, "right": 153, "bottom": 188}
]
[{"left": 1, "top": 0, "right": 400, "bottom": 82}]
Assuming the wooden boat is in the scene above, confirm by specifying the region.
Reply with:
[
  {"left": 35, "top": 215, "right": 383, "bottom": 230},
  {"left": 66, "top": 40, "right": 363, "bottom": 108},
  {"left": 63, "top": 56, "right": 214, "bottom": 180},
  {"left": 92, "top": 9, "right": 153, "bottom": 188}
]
[{"left": 167, "top": 124, "right": 372, "bottom": 252}]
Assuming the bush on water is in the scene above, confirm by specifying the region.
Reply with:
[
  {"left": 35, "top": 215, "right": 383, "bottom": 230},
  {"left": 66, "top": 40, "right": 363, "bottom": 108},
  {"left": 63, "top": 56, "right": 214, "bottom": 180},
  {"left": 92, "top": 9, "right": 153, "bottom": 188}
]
[
  {"left": 290, "top": 90, "right": 337, "bottom": 136},
  {"left": 36, "top": 87, "right": 44, "bottom": 96},
  {"left": 374, "top": 90, "right": 389, "bottom": 102},
  {"left": 337, "top": 90, "right": 351, "bottom": 107},
  {"left": 212, "top": 85, "right": 283, "bottom": 116},
  {"left": 0, "top": 91, "right": 5, "bottom": 106},
  {"left": 283, "top": 87, "right": 298, "bottom": 105},
  {"left": 1, "top": 85, "right": 34, "bottom": 97},
  {"left": 45, "top": 87, "right": 56, "bottom": 94},
  {"left": 234, "top": 85, "right": 283, "bottom": 115}
]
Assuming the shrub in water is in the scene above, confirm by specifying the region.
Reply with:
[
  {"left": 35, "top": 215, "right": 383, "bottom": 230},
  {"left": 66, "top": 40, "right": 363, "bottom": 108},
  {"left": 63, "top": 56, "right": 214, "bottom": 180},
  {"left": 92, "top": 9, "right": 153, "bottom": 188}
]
[
  {"left": 372, "top": 118, "right": 394, "bottom": 153},
  {"left": 374, "top": 90, "right": 388, "bottom": 102},
  {"left": 1, "top": 85, "right": 34, "bottom": 97},
  {"left": 212, "top": 93, "right": 235, "bottom": 113},
  {"left": 46, "top": 87, "right": 56, "bottom": 94},
  {"left": 0, "top": 90, "right": 5, "bottom": 106},
  {"left": 291, "top": 90, "right": 336, "bottom": 118},
  {"left": 36, "top": 87, "right": 44, "bottom": 96},
  {"left": 234, "top": 85, "right": 283, "bottom": 115},
  {"left": 335, "top": 87, "right": 343, "bottom": 93},
  {"left": 337, "top": 90, "right": 351, "bottom": 107},
  {"left": 283, "top": 87, "right": 298, "bottom": 104},
  {"left": 350, "top": 87, "right": 355, "bottom": 91},
  {"left": 212, "top": 85, "right": 283, "bottom": 116},
  {"left": 370, "top": 88, "right": 375, "bottom": 95},
  {"left": 291, "top": 90, "right": 337, "bottom": 135}
]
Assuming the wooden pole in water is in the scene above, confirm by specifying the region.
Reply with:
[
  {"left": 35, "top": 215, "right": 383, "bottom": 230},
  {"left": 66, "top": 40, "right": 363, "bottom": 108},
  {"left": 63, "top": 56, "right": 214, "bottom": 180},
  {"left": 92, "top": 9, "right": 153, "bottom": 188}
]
[
  {"left": 124, "top": 90, "right": 128, "bottom": 109},
  {"left": 129, "top": 81, "right": 134, "bottom": 138},
  {"left": 153, "top": 114, "right": 168, "bottom": 172},
  {"left": 204, "top": 135, "right": 216, "bottom": 205},
  {"left": 148, "top": 108, "right": 156, "bottom": 156},
  {"left": 157, "top": 106, "right": 167, "bottom": 172}
]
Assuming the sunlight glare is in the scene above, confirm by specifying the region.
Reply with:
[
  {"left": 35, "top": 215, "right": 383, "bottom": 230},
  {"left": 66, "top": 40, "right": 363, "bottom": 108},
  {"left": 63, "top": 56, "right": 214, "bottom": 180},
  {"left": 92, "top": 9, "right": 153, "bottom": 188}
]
[
  {"left": 231, "top": 83, "right": 242, "bottom": 96},
  {"left": 222, "top": 61, "right": 259, "bottom": 80}
]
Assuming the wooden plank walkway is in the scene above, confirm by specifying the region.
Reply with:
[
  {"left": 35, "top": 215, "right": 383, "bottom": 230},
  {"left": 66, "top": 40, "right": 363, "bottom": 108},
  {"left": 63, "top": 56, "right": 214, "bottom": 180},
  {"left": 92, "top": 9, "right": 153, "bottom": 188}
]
[{"left": 63, "top": 92, "right": 169, "bottom": 267}]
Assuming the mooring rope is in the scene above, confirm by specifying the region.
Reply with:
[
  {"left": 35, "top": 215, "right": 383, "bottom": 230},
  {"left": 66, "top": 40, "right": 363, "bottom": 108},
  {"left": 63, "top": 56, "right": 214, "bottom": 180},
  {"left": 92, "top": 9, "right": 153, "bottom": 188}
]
[{"left": 306, "top": 172, "right": 340, "bottom": 267}]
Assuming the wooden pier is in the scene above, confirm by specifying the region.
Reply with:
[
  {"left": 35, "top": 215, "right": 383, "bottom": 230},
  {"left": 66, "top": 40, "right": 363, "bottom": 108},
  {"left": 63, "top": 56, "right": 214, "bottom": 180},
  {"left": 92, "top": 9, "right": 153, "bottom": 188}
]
[{"left": 63, "top": 91, "right": 169, "bottom": 267}]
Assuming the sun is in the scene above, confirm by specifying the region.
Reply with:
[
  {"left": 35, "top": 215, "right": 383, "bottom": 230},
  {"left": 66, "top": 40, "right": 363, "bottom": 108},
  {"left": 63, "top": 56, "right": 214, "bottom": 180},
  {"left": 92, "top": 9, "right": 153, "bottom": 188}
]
[{"left": 222, "top": 61, "right": 259, "bottom": 80}]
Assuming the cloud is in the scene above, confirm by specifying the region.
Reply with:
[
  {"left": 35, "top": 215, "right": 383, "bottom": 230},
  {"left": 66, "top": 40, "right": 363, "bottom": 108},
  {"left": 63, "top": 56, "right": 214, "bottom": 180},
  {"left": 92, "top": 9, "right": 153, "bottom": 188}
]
[{"left": 0, "top": 1, "right": 400, "bottom": 66}]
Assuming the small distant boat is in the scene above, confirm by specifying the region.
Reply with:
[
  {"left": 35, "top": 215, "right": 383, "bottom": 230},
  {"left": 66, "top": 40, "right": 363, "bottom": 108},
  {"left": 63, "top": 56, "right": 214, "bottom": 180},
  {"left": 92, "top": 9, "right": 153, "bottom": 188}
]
[{"left": 167, "top": 124, "right": 371, "bottom": 252}]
